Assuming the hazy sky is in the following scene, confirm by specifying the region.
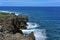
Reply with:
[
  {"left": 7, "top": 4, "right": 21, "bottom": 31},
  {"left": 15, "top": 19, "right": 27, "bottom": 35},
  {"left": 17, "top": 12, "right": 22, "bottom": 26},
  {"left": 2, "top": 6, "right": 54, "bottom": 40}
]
[{"left": 0, "top": 0, "right": 60, "bottom": 6}]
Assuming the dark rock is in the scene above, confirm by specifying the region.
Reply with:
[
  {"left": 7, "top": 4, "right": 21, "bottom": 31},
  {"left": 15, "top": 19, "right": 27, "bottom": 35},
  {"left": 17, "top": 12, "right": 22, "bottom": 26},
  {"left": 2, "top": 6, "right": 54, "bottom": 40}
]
[
  {"left": 21, "top": 32, "right": 35, "bottom": 40},
  {"left": 0, "top": 13, "right": 35, "bottom": 40},
  {"left": 27, "top": 32, "right": 35, "bottom": 40},
  {"left": 0, "top": 13, "right": 28, "bottom": 33}
]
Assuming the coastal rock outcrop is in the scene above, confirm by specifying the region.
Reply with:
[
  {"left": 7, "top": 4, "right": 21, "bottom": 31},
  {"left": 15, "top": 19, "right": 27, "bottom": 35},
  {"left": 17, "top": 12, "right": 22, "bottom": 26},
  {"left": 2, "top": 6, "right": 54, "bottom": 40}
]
[
  {"left": 0, "top": 12, "right": 35, "bottom": 40},
  {"left": 23, "top": 32, "right": 35, "bottom": 40}
]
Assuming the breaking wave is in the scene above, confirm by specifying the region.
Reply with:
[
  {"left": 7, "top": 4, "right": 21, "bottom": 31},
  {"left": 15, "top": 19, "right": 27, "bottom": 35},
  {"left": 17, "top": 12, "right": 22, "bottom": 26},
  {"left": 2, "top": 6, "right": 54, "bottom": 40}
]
[
  {"left": 0, "top": 10, "right": 14, "bottom": 13},
  {"left": 34, "top": 29, "right": 47, "bottom": 40},
  {"left": 26, "top": 22, "right": 40, "bottom": 29},
  {"left": 0, "top": 10, "right": 19, "bottom": 16},
  {"left": 22, "top": 22, "right": 47, "bottom": 40}
]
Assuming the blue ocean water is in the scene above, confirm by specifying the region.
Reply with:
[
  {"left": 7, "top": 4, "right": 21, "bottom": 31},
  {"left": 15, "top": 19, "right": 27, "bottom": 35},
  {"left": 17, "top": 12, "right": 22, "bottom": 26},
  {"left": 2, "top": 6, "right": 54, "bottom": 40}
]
[{"left": 0, "top": 6, "right": 60, "bottom": 40}]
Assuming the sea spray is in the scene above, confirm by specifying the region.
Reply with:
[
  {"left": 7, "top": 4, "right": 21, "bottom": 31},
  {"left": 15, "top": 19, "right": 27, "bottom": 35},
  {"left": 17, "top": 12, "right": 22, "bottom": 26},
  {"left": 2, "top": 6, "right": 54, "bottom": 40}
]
[
  {"left": 26, "top": 22, "right": 40, "bottom": 29},
  {"left": 22, "top": 22, "right": 47, "bottom": 40},
  {"left": 34, "top": 29, "right": 47, "bottom": 40}
]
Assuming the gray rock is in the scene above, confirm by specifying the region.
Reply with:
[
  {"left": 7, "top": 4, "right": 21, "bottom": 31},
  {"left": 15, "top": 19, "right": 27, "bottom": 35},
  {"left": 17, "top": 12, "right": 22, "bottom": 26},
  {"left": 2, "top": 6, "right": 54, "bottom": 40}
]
[
  {"left": 22, "top": 32, "right": 35, "bottom": 40},
  {"left": 0, "top": 13, "right": 35, "bottom": 40}
]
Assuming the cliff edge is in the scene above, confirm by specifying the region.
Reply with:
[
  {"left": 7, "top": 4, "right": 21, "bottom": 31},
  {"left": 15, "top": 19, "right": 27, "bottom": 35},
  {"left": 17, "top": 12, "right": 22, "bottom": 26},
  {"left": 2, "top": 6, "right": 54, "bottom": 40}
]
[{"left": 0, "top": 12, "right": 35, "bottom": 40}]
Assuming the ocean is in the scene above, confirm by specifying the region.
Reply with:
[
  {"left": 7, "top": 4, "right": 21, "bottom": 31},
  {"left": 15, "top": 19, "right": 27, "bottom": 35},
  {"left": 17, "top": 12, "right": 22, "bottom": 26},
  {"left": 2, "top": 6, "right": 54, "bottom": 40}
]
[{"left": 0, "top": 6, "right": 60, "bottom": 40}]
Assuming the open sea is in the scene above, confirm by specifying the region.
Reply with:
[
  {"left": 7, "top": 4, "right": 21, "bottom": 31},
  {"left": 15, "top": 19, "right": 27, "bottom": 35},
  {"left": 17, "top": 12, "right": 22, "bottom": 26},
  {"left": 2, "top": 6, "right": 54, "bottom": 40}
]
[{"left": 0, "top": 6, "right": 60, "bottom": 40}]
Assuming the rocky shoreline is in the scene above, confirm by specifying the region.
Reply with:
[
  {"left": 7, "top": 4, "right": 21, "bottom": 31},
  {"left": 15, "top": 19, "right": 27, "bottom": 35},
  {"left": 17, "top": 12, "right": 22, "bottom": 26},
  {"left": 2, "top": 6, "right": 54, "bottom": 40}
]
[{"left": 0, "top": 12, "right": 35, "bottom": 40}]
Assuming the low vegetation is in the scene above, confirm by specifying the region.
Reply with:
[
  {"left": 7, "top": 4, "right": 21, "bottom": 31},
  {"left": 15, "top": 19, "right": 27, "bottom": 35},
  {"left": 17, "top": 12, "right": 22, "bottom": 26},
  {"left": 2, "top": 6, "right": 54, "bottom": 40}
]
[{"left": 0, "top": 12, "right": 15, "bottom": 18}]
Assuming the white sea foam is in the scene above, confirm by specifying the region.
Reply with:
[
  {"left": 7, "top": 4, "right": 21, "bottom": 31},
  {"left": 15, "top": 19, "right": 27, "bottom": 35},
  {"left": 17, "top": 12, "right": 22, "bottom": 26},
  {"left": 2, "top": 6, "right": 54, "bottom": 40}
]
[
  {"left": 26, "top": 22, "right": 40, "bottom": 29},
  {"left": 22, "top": 29, "right": 47, "bottom": 40},
  {"left": 22, "top": 22, "right": 47, "bottom": 40},
  {"left": 0, "top": 10, "right": 13, "bottom": 13},
  {"left": 15, "top": 14, "right": 19, "bottom": 15},
  {"left": 0, "top": 10, "right": 19, "bottom": 16},
  {"left": 34, "top": 29, "right": 47, "bottom": 40}
]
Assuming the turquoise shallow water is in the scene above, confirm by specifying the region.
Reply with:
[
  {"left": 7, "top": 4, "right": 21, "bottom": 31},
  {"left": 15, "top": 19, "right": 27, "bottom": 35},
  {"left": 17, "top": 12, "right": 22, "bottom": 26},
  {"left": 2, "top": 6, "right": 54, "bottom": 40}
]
[{"left": 0, "top": 7, "right": 60, "bottom": 40}]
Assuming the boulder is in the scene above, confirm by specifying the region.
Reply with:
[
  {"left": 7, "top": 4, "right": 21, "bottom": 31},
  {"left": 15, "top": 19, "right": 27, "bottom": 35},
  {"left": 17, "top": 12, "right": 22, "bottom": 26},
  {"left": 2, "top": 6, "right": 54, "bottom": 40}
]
[{"left": 20, "top": 32, "right": 35, "bottom": 40}]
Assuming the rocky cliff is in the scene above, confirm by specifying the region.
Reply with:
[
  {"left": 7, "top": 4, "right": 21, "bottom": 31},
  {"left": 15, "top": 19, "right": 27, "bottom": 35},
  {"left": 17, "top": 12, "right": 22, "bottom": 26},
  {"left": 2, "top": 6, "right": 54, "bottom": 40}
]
[{"left": 0, "top": 12, "right": 35, "bottom": 40}]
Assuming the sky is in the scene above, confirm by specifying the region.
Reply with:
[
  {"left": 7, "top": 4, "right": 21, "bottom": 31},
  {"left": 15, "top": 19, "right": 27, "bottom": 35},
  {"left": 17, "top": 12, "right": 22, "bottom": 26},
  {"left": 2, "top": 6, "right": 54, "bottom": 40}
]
[{"left": 0, "top": 0, "right": 60, "bottom": 6}]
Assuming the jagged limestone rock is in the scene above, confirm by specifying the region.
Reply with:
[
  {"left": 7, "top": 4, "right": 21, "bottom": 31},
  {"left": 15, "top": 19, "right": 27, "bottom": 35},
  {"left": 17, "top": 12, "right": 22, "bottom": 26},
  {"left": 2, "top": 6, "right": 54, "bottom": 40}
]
[
  {"left": 20, "top": 32, "right": 35, "bottom": 40},
  {"left": 0, "top": 13, "right": 28, "bottom": 31},
  {"left": 0, "top": 12, "right": 35, "bottom": 40}
]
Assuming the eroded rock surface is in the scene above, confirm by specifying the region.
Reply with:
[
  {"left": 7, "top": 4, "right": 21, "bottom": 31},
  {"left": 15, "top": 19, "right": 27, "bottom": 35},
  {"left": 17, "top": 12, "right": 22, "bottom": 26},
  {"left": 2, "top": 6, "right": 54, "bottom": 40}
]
[{"left": 0, "top": 13, "right": 35, "bottom": 40}]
